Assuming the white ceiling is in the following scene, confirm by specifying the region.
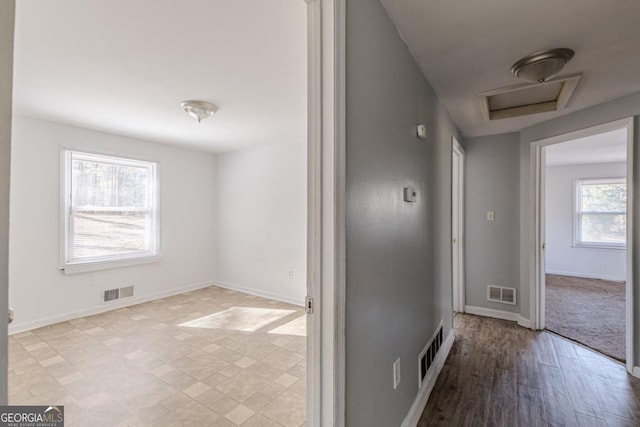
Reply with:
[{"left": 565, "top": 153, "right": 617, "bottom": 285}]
[
  {"left": 13, "top": 0, "right": 307, "bottom": 153},
  {"left": 545, "top": 128, "right": 627, "bottom": 166},
  {"left": 379, "top": 0, "right": 640, "bottom": 138}
]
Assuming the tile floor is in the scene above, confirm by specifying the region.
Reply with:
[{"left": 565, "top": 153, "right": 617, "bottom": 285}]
[{"left": 8, "top": 285, "right": 307, "bottom": 427}]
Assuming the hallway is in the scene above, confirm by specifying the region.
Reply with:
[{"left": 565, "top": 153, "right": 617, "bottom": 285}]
[{"left": 419, "top": 314, "right": 640, "bottom": 426}]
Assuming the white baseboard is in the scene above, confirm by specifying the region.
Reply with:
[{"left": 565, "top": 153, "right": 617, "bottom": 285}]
[
  {"left": 546, "top": 270, "right": 625, "bottom": 283},
  {"left": 465, "top": 305, "right": 519, "bottom": 322},
  {"left": 9, "top": 280, "right": 215, "bottom": 335},
  {"left": 214, "top": 280, "right": 304, "bottom": 307},
  {"left": 401, "top": 329, "right": 455, "bottom": 427},
  {"left": 465, "top": 305, "right": 531, "bottom": 330},
  {"left": 517, "top": 316, "right": 531, "bottom": 329},
  {"left": 632, "top": 366, "right": 640, "bottom": 378}
]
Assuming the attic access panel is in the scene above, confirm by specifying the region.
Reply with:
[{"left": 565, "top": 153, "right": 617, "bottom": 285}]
[{"left": 479, "top": 74, "right": 581, "bottom": 121}]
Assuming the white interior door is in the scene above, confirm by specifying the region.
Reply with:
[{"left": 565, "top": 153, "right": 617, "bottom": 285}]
[{"left": 452, "top": 138, "right": 465, "bottom": 313}]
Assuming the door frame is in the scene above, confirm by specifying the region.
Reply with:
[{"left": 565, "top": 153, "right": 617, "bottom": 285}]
[
  {"left": 306, "top": 0, "right": 346, "bottom": 426},
  {"left": 530, "top": 117, "right": 635, "bottom": 374},
  {"left": 0, "top": 0, "right": 348, "bottom": 418},
  {"left": 451, "top": 137, "right": 465, "bottom": 313},
  {"left": 0, "top": 0, "right": 14, "bottom": 404}
]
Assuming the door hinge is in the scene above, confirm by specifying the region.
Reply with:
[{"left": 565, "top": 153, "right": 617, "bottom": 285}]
[{"left": 305, "top": 296, "right": 314, "bottom": 314}]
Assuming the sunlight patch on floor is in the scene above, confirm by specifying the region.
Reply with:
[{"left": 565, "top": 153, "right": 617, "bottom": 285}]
[
  {"left": 179, "top": 306, "right": 296, "bottom": 332},
  {"left": 268, "top": 315, "right": 306, "bottom": 337}
]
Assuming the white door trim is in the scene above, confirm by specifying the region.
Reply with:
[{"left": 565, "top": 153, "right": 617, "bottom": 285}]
[
  {"left": 306, "top": 1, "right": 345, "bottom": 426},
  {"left": 306, "top": 1, "right": 322, "bottom": 425},
  {"left": 0, "top": 0, "right": 14, "bottom": 404},
  {"left": 451, "top": 137, "right": 465, "bottom": 313},
  {"left": 530, "top": 117, "right": 635, "bottom": 374}
]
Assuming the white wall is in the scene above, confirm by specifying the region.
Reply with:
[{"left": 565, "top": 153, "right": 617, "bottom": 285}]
[
  {"left": 545, "top": 161, "right": 627, "bottom": 281},
  {"left": 9, "top": 116, "right": 217, "bottom": 332},
  {"left": 214, "top": 141, "right": 307, "bottom": 305}
]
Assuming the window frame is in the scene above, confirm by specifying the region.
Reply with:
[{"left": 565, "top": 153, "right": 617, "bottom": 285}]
[
  {"left": 573, "top": 177, "right": 627, "bottom": 250},
  {"left": 60, "top": 148, "right": 161, "bottom": 274}
]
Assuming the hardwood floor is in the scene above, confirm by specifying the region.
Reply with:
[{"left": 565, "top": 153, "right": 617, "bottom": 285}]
[{"left": 418, "top": 314, "right": 640, "bottom": 427}]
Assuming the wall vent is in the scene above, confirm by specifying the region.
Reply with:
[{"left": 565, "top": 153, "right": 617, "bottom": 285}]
[
  {"left": 487, "top": 285, "right": 517, "bottom": 305},
  {"left": 418, "top": 321, "right": 444, "bottom": 388},
  {"left": 102, "top": 286, "right": 135, "bottom": 303}
]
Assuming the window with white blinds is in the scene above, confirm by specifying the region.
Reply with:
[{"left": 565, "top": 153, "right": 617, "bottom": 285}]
[{"left": 62, "top": 150, "right": 159, "bottom": 270}]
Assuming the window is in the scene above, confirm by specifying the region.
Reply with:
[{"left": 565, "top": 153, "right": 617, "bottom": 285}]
[
  {"left": 575, "top": 178, "right": 626, "bottom": 248},
  {"left": 62, "top": 150, "right": 159, "bottom": 272}
]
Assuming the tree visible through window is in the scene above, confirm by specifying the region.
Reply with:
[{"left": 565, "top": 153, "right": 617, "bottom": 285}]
[
  {"left": 63, "top": 150, "right": 159, "bottom": 266},
  {"left": 575, "top": 178, "right": 626, "bottom": 247}
]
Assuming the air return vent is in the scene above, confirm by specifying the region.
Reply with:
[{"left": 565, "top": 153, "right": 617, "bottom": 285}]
[
  {"left": 418, "top": 322, "right": 444, "bottom": 388},
  {"left": 487, "top": 285, "right": 517, "bottom": 305},
  {"left": 102, "top": 286, "right": 135, "bottom": 303}
]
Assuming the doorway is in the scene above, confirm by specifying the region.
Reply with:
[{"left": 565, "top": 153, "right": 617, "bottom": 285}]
[
  {"left": 532, "top": 118, "right": 634, "bottom": 370},
  {"left": 452, "top": 137, "right": 465, "bottom": 313},
  {"left": 3, "top": 1, "right": 337, "bottom": 426}
]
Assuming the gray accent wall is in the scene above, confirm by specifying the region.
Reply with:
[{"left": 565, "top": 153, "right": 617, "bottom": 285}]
[
  {"left": 463, "top": 133, "right": 520, "bottom": 313},
  {"left": 519, "top": 90, "right": 640, "bottom": 366},
  {"left": 0, "top": 0, "right": 14, "bottom": 403},
  {"left": 345, "top": 0, "right": 460, "bottom": 425}
]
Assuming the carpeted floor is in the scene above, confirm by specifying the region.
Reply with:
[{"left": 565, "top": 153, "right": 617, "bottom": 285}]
[{"left": 545, "top": 274, "right": 625, "bottom": 362}]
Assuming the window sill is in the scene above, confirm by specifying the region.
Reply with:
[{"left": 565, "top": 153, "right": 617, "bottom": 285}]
[
  {"left": 60, "top": 254, "right": 162, "bottom": 275},
  {"left": 572, "top": 244, "right": 626, "bottom": 251}
]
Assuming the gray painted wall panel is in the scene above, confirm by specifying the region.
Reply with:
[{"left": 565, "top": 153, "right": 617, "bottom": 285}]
[
  {"left": 345, "top": 0, "right": 459, "bottom": 425},
  {"left": 463, "top": 133, "right": 520, "bottom": 313}
]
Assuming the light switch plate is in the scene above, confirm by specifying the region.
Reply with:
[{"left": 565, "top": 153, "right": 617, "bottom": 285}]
[
  {"left": 393, "top": 357, "right": 401, "bottom": 389},
  {"left": 487, "top": 211, "right": 495, "bottom": 222}
]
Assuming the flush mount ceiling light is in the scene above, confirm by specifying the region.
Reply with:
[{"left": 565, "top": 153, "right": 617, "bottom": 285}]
[
  {"left": 181, "top": 100, "right": 217, "bottom": 122},
  {"left": 511, "top": 48, "right": 575, "bottom": 83}
]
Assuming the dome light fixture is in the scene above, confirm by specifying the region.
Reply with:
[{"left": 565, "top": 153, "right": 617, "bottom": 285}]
[
  {"left": 181, "top": 100, "right": 218, "bottom": 122},
  {"left": 511, "top": 48, "right": 575, "bottom": 83}
]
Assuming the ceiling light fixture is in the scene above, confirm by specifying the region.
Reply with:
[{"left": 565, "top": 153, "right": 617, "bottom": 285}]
[
  {"left": 511, "top": 48, "right": 575, "bottom": 83},
  {"left": 181, "top": 100, "right": 217, "bottom": 122}
]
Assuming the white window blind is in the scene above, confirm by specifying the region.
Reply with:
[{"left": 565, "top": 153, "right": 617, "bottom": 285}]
[
  {"left": 575, "top": 178, "right": 626, "bottom": 248},
  {"left": 63, "top": 150, "right": 159, "bottom": 270}
]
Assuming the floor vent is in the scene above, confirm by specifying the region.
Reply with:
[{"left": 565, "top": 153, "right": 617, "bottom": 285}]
[
  {"left": 487, "top": 285, "right": 517, "bottom": 305},
  {"left": 418, "top": 321, "right": 444, "bottom": 388},
  {"left": 103, "top": 286, "right": 135, "bottom": 303}
]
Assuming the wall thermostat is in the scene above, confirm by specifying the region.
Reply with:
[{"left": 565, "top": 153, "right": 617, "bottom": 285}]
[
  {"left": 416, "top": 124, "right": 427, "bottom": 140},
  {"left": 404, "top": 187, "right": 417, "bottom": 202}
]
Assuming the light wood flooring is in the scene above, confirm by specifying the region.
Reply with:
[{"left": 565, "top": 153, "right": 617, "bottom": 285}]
[
  {"left": 419, "top": 313, "right": 640, "bottom": 427},
  {"left": 8, "top": 286, "right": 306, "bottom": 427}
]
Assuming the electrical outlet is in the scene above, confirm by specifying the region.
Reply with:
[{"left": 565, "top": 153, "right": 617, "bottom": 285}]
[
  {"left": 393, "top": 357, "right": 401, "bottom": 389},
  {"left": 288, "top": 270, "right": 294, "bottom": 279}
]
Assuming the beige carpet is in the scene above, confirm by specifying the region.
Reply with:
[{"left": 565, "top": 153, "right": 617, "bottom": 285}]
[{"left": 545, "top": 274, "right": 625, "bottom": 362}]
